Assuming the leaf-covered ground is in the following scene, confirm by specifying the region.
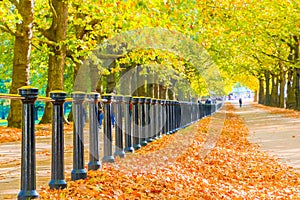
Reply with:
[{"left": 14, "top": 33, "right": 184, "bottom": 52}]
[
  {"left": 39, "top": 103, "right": 300, "bottom": 199},
  {"left": 253, "top": 102, "right": 300, "bottom": 119},
  {"left": 0, "top": 123, "right": 73, "bottom": 143}
]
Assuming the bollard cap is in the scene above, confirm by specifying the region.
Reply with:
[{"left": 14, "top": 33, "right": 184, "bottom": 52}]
[
  {"left": 132, "top": 96, "right": 139, "bottom": 104},
  {"left": 18, "top": 86, "right": 38, "bottom": 98},
  {"left": 101, "top": 94, "right": 113, "bottom": 103},
  {"left": 123, "top": 95, "right": 132, "bottom": 103},
  {"left": 114, "top": 95, "right": 124, "bottom": 103},
  {"left": 138, "top": 97, "right": 146, "bottom": 103},
  {"left": 151, "top": 98, "right": 157, "bottom": 104},
  {"left": 87, "top": 92, "right": 100, "bottom": 100},
  {"left": 145, "top": 97, "right": 152, "bottom": 104},
  {"left": 71, "top": 91, "right": 86, "bottom": 101},
  {"left": 50, "top": 90, "right": 67, "bottom": 101}
]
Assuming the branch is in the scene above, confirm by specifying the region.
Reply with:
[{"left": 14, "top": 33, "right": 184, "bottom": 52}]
[
  {"left": 97, "top": 53, "right": 124, "bottom": 59},
  {"left": 0, "top": 24, "right": 15, "bottom": 35},
  {"left": 9, "top": 0, "right": 19, "bottom": 10},
  {"left": 260, "top": 51, "right": 292, "bottom": 63},
  {"left": 35, "top": 38, "right": 57, "bottom": 47}
]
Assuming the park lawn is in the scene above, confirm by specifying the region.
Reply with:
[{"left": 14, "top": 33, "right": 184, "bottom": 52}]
[{"left": 39, "top": 103, "right": 300, "bottom": 199}]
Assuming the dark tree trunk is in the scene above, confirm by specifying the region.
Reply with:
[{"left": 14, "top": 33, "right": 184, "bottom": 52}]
[
  {"left": 286, "top": 68, "right": 295, "bottom": 109},
  {"left": 7, "top": 0, "right": 34, "bottom": 128},
  {"left": 279, "top": 62, "right": 286, "bottom": 108},
  {"left": 258, "top": 77, "right": 265, "bottom": 104},
  {"left": 40, "top": 0, "right": 68, "bottom": 124},
  {"left": 270, "top": 73, "right": 279, "bottom": 107},
  {"left": 264, "top": 71, "right": 271, "bottom": 106}
]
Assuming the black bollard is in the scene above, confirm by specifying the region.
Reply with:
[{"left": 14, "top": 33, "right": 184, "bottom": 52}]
[
  {"left": 151, "top": 99, "right": 158, "bottom": 140},
  {"left": 156, "top": 99, "right": 162, "bottom": 138},
  {"left": 146, "top": 97, "right": 153, "bottom": 142},
  {"left": 49, "top": 91, "right": 67, "bottom": 189},
  {"left": 165, "top": 100, "right": 170, "bottom": 135},
  {"left": 124, "top": 96, "right": 134, "bottom": 153},
  {"left": 139, "top": 97, "right": 147, "bottom": 146},
  {"left": 87, "top": 92, "right": 101, "bottom": 170},
  {"left": 102, "top": 94, "right": 115, "bottom": 163},
  {"left": 132, "top": 97, "right": 141, "bottom": 150},
  {"left": 114, "top": 95, "right": 125, "bottom": 158},
  {"left": 171, "top": 101, "right": 175, "bottom": 132},
  {"left": 160, "top": 100, "right": 166, "bottom": 135},
  {"left": 18, "top": 86, "right": 39, "bottom": 200},
  {"left": 71, "top": 92, "right": 87, "bottom": 181}
]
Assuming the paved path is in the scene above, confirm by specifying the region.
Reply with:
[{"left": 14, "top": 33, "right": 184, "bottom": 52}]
[
  {"left": 0, "top": 127, "right": 105, "bottom": 200},
  {"left": 233, "top": 99, "right": 300, "bottom": 172}
]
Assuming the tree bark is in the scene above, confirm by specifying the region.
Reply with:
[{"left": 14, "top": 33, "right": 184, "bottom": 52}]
[
  {"left": 7, "top": 0, "right": 34, "bottom": 128},
  {"left": 279, "top": 62, "right": 286, "bottom": 108},
  {"left": 258, "top": 77, "right": 264, "bottom": 104},
  {"left": 286, "top": 68, "right": 295, "bottom": 109},
  {"left": 264, "top": 71, "right": 271, "bottom": 106},
  {"left": 253, "top": 90, "right": 258, "bottom": 102},
  {"left": 40, "top": 0, "right": 68, "bottom": 124},
  {"left": 270, "top": 73, "right": 279, "bottom": 107}
]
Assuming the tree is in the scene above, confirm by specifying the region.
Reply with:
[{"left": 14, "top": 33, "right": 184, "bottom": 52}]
[
  {"left": 38, "top": 0, "right": 68, "bottom": 124},
  {"left": 0, "top": 0, "right": 34, "bottom": 128}
]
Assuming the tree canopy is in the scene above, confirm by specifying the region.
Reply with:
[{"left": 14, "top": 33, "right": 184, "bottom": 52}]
[{"left": 1, "top": 0, "right": 300, "bottom": 126}]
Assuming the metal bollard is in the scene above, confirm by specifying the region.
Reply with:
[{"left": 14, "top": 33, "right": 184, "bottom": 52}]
[
  {"left": 145, "top": 97, "right": 153, "bottom": 142},
  {"left": 102, "top": 94, "right": 114, "bottom": 163},
  {"left": 156, "top": 99, "right": 162, "bottom": 138},
  {"left": 49, "top": 91, "right": 67, "bottom": 189},
  {"left": 151, "top": 99, "right": 158, "bottom": 140},
  {"left": 71, "top": 92, "right": 87, "bottom": 180},
  {"left": 18, "top": 86, "right": 39, "bottom": 200},
  {"left": 132, "top": 97, "right": 141, "bottom": 150},
  {"left": 170, "top": 101, "right": 174, "bottom": 133},
  {"left": 139, "top": 97, "right": 147, "bottom": 146},
  {"left": 87, "top": 92, "right": 101, "bottom": 170},
  {"left": 114, "top": 95, "right": 125, "bottom": 158},
  {"left": 165, "top": 100, "right": 170, "bottom": 134},
  {"left": 160, "top": 100, "right": 166, "bottom": 135},
  {"left": 124, "top": 96, "right": 134, "bottom": 153}
]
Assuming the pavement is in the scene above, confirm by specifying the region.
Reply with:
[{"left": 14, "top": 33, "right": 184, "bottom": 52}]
[
  {"left": 233, "top": 99, "right": 300, "bottom": 172},
  {"left": 0, "top": 100, "right": 300, "bottom": 199}
]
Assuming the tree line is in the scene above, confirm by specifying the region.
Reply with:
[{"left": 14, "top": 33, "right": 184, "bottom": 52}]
[{"left": 1, "top": 0, "right": 300, "bottom": 127}]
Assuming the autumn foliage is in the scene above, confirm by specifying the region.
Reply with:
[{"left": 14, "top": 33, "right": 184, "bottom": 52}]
[{"left": 39, "top": 103, "right": 300, "bottom": 199}]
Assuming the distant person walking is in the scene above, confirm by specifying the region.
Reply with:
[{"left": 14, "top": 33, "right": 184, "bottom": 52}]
[{"left": 239, "top": 98, "right": 242, "bottom": 107}]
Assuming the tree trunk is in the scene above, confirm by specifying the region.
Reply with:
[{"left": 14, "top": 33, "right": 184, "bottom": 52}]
[
  {"left": 293, "top": 36, "right": 300, "bottom": 110},
  {"left": 147, "top": 69, "right": 154, "bottom": 98},
  {"left": 270, "top": 73, "right": 279, "bottom": 107},
  {"left": 253, "top": 90, "right": 258, "bottom": 102},
  {"left": 159, "top": 84, "right": 167, "bottom": 99},
  {"left": 286, "top": 68, "right": 295, "bottom": 109},
  {"left": 7, "top": 0, "right": 34, "bottom": 128},
  {"left": 258, "top": 77, "right": 264, "bottom": 104},
  {"left": 279, "top": 62, "right": 286, "bottom": 108},
  {"left": 40, "top": 0, "right": 68, "bottom": 124},
  {"left": 264, "top": 71, "right": 271, "bottom": 106},
  {"left": 294, "top": 68, "right": 300, "bottom": 110}
]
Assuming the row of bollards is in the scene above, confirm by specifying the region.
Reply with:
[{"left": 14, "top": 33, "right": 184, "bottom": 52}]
[{"left": 15, "top": 86, "right": 222, "bottom": 199}]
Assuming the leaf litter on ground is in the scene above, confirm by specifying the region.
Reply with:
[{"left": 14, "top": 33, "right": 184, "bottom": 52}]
[{"left": 38, "top": 102, "right": 300, "bottom": 199}]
